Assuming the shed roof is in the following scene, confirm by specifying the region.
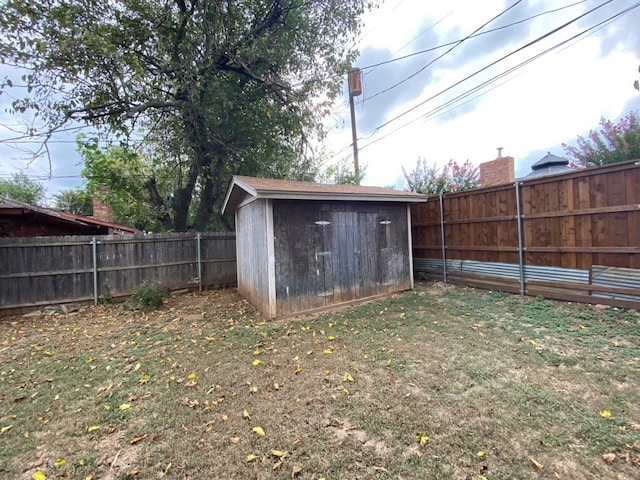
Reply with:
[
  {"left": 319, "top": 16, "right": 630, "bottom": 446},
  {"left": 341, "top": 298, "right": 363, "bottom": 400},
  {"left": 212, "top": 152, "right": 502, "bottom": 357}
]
[{"left": 222, "top": 176, "right": 427, "bottom": 214}]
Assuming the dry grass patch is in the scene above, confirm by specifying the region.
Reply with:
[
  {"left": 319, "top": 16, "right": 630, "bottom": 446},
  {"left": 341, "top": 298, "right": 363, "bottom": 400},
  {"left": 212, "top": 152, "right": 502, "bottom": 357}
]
[{"left": 1, "top": 283, "right": 639, "bottom": 479}]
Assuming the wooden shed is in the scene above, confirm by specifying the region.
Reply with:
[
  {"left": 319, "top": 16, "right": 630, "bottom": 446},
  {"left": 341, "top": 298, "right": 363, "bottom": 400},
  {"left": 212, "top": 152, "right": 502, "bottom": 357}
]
[{"left": 222, "top": 176, "right": 427, "bottom": 317}]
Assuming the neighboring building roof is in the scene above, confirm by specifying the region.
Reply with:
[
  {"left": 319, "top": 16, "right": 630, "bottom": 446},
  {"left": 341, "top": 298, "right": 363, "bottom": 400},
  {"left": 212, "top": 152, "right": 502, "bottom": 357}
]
[
  {"left": 222, "top": 175, "right": 427, "bottom": 215},
  {"left": 56, "top": 211, "right": 138, "bottom": 234},
  {"left": 521, "top": 152, "right": 573, "bottom": 179},
  {"left": 0, "top": 197, "right": 138, "bottom": 234}
]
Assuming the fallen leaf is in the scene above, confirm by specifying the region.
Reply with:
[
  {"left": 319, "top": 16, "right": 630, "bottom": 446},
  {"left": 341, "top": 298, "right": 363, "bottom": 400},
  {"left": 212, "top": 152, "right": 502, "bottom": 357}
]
[
  {"left": 477, "top": 451, "right": 485, "bottom": 457},
  {"left": 528, "top": 339, "right": 536, "bottom": 346},
  {"left": 119, "top": 403, "right": 131, "bottom": 411},
  {"left": 165, "top": 462, "right": 172, "bottom": 473},
  {"left": 221, "top": 415, "right": 228, "bottom": 421},
  {"left": 246, "top": 454, "right": 258, "bottom": 462},
  {"left": 602, "top": 453, "right": 616, "bottom": 463},
  {"left": 291, "top": 464, "right": 302, "bottom": 477},
  {"left": 86, "top": 425, "right": 101, "bottom": 433},
  {"left": 599, "top": 410, "right": 612, "bottom": 418},
  {"left": 416, "top": 432, "right": 429, "bottom": 446},
  {"left": 134, "top": 363, "right": 141, "bottom": 372},
  {"left": 243, "top": 409, "right": 251, "bottom": 419},
  {"left": 230, "top": 437, "right": 240, "bottom": 444},
  {"left": 343, "top": 373, "right": 354, "bottom": 382},
  {"left": 130, "top": 434, "right": 147, "bottom": 444},
  {"left": 187, "top": 372, "right": 197, "bottom": 380},
  {"left": 323, "top": 349, "right": 332, "bottom": 354},
  {"left": 0, "top": 425, "right": 12, "bottom": 434},
  {"left": 529, "top": 457, "right": 544, "bottom": 470},
  {"left": 32, "top": 472, "right": 46, "bottom": 480},
  {"left": 54, "top": 458, "right": 66, "bottom": 467},
  {"left": 271, "top": 449, "right": 287, "bottom": 458},
  {"left": 374, "top": 466, "right": 389, "bottom": 473},
  {"left": 138, "top": 374, "right": 150, "bottom": 385},
  {"left": 253, "top": 359, "right": 262, "bottom": 366},
  {"left": 273, "top": 460, "right": 283, "bottom": 470},
  {"left": 252, "top": 426, "right": 265, "bottom": 436}
]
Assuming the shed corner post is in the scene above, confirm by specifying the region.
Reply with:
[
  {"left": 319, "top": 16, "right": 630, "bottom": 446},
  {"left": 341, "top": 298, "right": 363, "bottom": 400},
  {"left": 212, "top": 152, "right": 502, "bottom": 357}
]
[
  {"left": 407, "top": 203, "right": 414, "bottom": 290},
  {"left": 92, "top": 236, "right": 99, "bottom": 305},
  {"left": 265, "top": 199, "right": 277, "bottom": 318}
]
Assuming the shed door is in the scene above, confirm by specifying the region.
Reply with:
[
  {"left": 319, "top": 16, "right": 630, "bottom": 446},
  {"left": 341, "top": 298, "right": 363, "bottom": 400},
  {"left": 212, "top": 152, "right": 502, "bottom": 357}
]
[{"left": 319, "top": 211, "right": 363, "bottom": 303}]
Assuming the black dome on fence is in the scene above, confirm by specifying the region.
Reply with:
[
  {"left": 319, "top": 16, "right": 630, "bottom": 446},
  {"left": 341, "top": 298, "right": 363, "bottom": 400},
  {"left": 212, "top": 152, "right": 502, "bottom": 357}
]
[{"left": 522, "top": 152, "right": 573, "bottom": 179}]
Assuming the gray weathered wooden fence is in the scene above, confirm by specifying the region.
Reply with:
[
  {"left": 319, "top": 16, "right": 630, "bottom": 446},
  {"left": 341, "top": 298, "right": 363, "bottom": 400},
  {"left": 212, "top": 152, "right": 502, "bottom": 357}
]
[{"left": 0, "top": 232, "right": 236, "bottom": 314}]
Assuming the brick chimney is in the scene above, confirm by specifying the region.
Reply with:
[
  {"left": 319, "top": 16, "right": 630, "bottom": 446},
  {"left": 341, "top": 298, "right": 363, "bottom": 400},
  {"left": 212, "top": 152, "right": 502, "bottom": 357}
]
[
  {"left": 479, "top": 148, "right": 515, "bottom": 186},
  {"left": 92, "top": 188, "right": 114, "bottom": 222}
]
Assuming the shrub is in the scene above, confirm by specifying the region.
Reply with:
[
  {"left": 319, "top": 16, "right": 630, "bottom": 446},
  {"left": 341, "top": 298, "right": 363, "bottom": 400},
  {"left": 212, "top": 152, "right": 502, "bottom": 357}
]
[{"left": 129, "top": 281, "right": 170, "bottom": 311}]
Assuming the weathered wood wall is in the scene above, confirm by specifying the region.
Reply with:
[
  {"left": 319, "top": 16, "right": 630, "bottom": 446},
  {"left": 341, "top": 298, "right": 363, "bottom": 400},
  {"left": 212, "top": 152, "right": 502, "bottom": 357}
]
[
  {"left": 273, "top": 200, "right": 412, "bottom": 316},
  {"left": 0, "top": 232, "right": 236, "bottom": 313},
  {"left": 235, "top": 199, "right": 272, "bottom": 315},
  {"left": 411, "top": 160, "right": 640, "bottom": 308}
]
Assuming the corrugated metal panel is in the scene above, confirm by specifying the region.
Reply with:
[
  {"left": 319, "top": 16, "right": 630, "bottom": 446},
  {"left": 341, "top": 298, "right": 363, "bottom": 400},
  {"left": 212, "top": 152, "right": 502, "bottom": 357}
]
[
  {"left": 414, "top": 258, "right": 589, "bottom": 284},
  {"left": 592, "top": 265, "right": 640, "bottom": 301}
]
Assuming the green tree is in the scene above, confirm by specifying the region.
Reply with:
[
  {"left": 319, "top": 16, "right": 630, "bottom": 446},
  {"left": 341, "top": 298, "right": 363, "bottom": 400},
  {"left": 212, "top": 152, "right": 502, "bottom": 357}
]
[
  {"left": 0, "top": 173, "right": 45, "bottom": 205},
  {"left": 0, "top": 0, "right": 376, "bottom": 231},
  {"left": 562, "top": 111, "right": 640, "bottom": 168},
  {"left": 318, "top": 157, "right": 366, "bottom": 185},
  {"left": 78, "top": 136, "right": 173, "bottom": 232},
  {"left": 52, "top": 188, "right": 93, "bottom": 216},
  {"left": 403, "top": 158, "right": 482, "bottom": 195}
]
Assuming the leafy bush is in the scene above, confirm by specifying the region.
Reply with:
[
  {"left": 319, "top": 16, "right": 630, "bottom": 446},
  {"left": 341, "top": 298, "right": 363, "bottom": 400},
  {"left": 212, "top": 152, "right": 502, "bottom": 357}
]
[{"left": 129, "top": 281, "right": 169, "bottom": 311}]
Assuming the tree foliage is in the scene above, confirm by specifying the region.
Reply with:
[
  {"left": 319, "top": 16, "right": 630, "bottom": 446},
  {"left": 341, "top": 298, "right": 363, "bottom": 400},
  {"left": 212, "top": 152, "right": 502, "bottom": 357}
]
[
  {"left": 52, "top": 188, "right": 93, "bottom": 216},
  {"left": 0, "top": 172, "right": 45, "bottom": 205},
  {"left": 0, "top": 0, "right": 376, "bottom": 231},
  {"left": 403, "top": 158, "right": 481, "bottom": 195},
  {"left": 562, "top": 111, "right": 640, "bottom": 168},
  {"left": 318, "top": 157, "right": 366, "bottom": 185}
]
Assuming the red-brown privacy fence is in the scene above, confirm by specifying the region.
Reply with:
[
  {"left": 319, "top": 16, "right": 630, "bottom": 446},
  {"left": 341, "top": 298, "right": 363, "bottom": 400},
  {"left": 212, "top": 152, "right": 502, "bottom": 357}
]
[{"left": 411, "top": 159, "right": 640, "bottom": 309}]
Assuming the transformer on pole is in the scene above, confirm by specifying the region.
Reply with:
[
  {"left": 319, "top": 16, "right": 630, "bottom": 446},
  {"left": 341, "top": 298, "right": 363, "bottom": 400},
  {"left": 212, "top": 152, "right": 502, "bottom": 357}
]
[{"left": 348, "top": 69, "right": 362, "bottom": 179}]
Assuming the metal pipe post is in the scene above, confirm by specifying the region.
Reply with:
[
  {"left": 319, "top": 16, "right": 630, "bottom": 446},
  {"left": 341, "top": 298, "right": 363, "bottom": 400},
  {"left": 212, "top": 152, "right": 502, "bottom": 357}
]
[
  {"left": 515, "top": 182, "right": 525, "bottom": 295},
  {"left": 92, "top": 237, "right": 98, "bottom": 305},
  {"left": 196, "top": 233, "right": 202, "bottom": 292},
  {"left": 439, "top": 193, "right": 447, "bottom": 283}
]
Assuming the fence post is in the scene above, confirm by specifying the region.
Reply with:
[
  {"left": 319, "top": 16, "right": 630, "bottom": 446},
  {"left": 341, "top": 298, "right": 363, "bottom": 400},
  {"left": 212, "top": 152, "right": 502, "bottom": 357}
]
[
  {"left": 514, "top": 182, "right": 525, "bottom": 295},
  {"left": 92, "top": 237, "right": 99, "bottom": 305},
  {"left": 439, "top": 193, "right": 447, "bottom": 284},
  {"left": 196, "top": 233, "right": 202, "bottom": 292}
]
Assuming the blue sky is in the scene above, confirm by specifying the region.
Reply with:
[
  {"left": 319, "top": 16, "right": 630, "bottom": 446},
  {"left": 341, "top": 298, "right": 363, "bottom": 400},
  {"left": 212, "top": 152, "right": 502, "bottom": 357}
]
[{"left": 1, "top": 0, "right": 640, "bottom": 202}]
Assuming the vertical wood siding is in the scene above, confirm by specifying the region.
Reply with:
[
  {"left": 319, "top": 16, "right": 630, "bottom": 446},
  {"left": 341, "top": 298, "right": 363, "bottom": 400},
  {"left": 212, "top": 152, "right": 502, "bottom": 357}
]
[
  {"left": 0, "top": 232, "right": 236, "bottom": 312},
  {"left": 235, "top": 199, "right": 271, "bottom": 314},
  {"left": 411, "top": 160, "right": 640, "bottom": 307},
  {"left": 273, "top": 201, "right": 411, "bottom": 316}
]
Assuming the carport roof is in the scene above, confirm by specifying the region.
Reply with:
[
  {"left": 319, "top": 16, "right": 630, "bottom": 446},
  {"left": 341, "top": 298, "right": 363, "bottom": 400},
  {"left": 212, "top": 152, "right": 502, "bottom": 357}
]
[{"left": 222, "top": 175, "right": 427, "bottom": 215}]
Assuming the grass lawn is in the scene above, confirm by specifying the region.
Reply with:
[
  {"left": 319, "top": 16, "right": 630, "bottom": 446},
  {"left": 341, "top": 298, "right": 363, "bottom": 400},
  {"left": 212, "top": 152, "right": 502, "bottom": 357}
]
[{"left": 1, "top": 282, "right": 639, "bottom": 480}]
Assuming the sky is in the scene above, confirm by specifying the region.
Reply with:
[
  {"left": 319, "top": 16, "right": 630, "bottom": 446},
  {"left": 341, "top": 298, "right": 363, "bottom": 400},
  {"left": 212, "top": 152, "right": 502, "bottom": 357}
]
[{"left": 1, "top": 0, "right": 640, "bottom": 202}]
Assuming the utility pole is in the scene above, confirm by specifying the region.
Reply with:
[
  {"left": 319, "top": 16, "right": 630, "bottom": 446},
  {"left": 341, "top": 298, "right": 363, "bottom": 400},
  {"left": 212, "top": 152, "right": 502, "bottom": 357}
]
[{"left": 348, "top": 69, "right": 362, "bottom": 179}]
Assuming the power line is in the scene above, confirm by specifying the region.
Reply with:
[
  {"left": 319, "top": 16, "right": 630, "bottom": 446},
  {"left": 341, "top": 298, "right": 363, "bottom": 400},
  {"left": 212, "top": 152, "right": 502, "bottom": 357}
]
[
  {"left": 356, "top": 0, "right": 588, "bottom": 73},
  {"left": 355, "top": 1, "right": 639, "bottom": 154},
  {"left": 367, "top": 0, "right": 616, "bottom": 137},
  {"left": 361, "top": 0, "right": 524, "bottom": 104}
]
